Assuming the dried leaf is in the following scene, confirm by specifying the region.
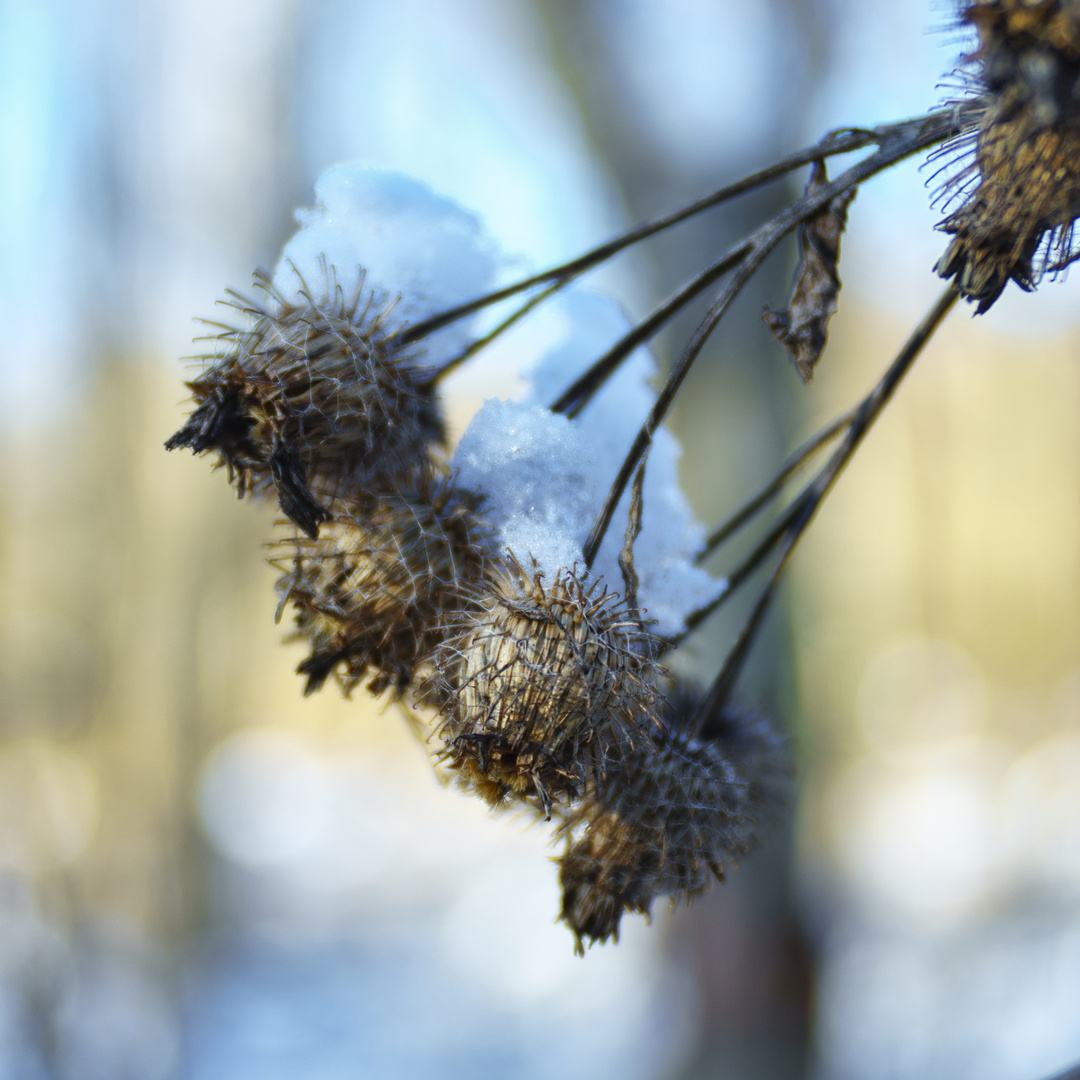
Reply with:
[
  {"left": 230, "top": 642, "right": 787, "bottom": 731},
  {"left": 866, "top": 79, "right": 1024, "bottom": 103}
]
[
  {"left": 618, "top": 454, "right": 648, "bottom": 622},
  {"left": 763, "top": 161, "right": 856, "bottom": 382},
  {"left": 269, "top": 435, "right": 330, "bottom": 538}
]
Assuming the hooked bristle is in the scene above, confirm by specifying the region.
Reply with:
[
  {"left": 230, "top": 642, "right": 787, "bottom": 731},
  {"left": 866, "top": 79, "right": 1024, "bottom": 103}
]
[
  {"left": 165, "top": 268, "right": 445, "bottom": 534},
  {"left": 427, "top": 556, "right": 666, "bottom": 820},
  {"left": 557, "top": 696, "right": 786, "bottom": 954},
  {"left": 935, "top": 0, "right": 1080, "bottom": 310}
]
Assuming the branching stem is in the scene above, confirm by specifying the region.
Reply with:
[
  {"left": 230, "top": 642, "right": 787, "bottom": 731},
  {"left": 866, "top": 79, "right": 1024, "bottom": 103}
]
[
  {"left": 581, "top": 121, "right": 965, "bottom": 570},
  {"left": 396, "top": 106, "right": 974, "bottom": 353},
  {"left": 696, "top": 406, "right": 858, "bottom": 563},
  {"left": 691, "top": 283, "right": 960, "bottom": 737}
]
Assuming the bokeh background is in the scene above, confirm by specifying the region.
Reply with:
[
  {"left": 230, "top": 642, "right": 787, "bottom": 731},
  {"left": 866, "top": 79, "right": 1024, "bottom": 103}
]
[{"left": 2, "top": 1, "right": 1080, "bottom": 1077}]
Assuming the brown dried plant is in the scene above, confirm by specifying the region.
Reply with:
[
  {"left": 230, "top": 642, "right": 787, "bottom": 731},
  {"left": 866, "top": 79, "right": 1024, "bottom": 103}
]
[
  {"left": 558, "top": 695, "right": 786, "bottom": 954},
  {"left": 166, "top": 269, "right": 443, "bottom": 537},
  {"left": 273, "top": 476, "right": 497, "bottom": 698},
  {"left": 166, "top": 1, "right": 1080, "bottom": 952},
  {"left": 935, "top": 0, "right": 1080, "bottom": 308},
  {"left": 763, "top": 161, "right": 856, "bottom": 382},
  {"left": 426, "top": 556, "right": 666, "bottom": 820}
]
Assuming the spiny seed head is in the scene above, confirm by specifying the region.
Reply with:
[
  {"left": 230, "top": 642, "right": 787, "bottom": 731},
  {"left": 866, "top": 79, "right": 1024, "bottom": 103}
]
[
  {"left": 935, "top": 0, "right": 1080, "bottom": 310},
  {"left": 558, "top": 696, "right": 785, "bottom": 954},
  {"left": 428, "top": 556, "right": 666, "bottom": 819},
  {"left": 165, "top": 268, "right": 445, "bottom": 536},
  {"left": 274, "top": 477, "right": 497, "bottom": 698}
]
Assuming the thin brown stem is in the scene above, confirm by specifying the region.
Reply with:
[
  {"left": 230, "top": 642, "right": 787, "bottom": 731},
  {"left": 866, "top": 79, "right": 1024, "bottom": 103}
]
[
  {"left": 676, "top": 502, "right": 805, "bottom": 644},
  {"left": 395, "top": 106, "right": 973, "bottom": 349},
  {"left": 582, "top": 124, "right": 957, "bottom": 570},
  {"left": 697, "top": 405, "right": 858, "bottom": 562},
  {"left": 427, "top": 281, "right": 564, "bottom": 386},
  {"left": 552, "top": 247, "right": 749, "bottom": 418},
  {"left": 692, "top": 283, "right": 960, "bottom": 736}
]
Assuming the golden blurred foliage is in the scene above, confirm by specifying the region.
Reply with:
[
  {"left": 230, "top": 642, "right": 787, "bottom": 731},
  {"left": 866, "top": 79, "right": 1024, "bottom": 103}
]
[
  {"left": 0, "top": 359, "right": 415, "bottom": 944},
  {"left": 797, "top": 305, "right": 1080, "bottom": 727},
  {"left": 794, "top": 301, "right": 1080, "bottom": 896}
]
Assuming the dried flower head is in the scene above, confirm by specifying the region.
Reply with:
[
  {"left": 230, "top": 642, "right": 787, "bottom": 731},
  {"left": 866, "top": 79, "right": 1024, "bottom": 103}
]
[
  {"left": 165, "top": 269, "right": 444, "bottom": 536},
  {"left": 558, "top": 696, "right": 785, "bottom": 953},
  {"left": 275, "top": 477, "right": 496, "bottom": 697},
  {"left": 935, "top": 0, "right": 1080, "bottom": 310},
  {"left": 429, "top": 557, "right": 665, "bottom": 819}
]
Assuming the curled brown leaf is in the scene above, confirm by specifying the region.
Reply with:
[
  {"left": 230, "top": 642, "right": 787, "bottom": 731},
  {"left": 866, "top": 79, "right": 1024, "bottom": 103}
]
[{"left": 763, "top": 161, "right": 856, "bottom": 383}]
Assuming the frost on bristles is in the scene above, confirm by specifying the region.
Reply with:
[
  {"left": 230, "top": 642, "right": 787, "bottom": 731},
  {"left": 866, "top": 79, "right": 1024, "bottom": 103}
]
[
  {"left": 558, "top": 694, "right": 786, "bottom": 954},
  {"left": 428, "top": 555, "right": 667, "bottom": 820},
  {"left": 934, "top": 0, "right": 1080, "bottom": 310},
  {"left": 166, "top": 269, "right": 444, "bottom": 537},
  {"left": 274, "top": 476, "right": 498, "bottom": 698}
]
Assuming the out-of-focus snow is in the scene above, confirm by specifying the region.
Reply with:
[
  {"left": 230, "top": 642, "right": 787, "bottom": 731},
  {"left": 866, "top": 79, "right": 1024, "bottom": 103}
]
[{"left": 272, "top": 166, "right": 499, "bottom": 368}]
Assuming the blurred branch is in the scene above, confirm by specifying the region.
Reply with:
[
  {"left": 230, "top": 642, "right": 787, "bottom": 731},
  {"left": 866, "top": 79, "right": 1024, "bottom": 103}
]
[
  {"left": 687, "top": 282, "right": 960, "bottom": 733},
  {"left": 1042, "top": 1064, "right": 1080, "bottom": 1080}
]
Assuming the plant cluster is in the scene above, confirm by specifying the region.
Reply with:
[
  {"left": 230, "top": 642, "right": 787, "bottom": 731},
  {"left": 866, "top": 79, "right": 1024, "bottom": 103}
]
[{"left": 167, "top": 0, "right": 1080, "bottom": 950}]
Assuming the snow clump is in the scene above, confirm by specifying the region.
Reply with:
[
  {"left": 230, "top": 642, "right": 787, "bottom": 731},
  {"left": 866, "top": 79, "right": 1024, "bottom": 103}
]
[
  {"left": 453, "top": 288, "right": 720, "bottom": 637},
  {"left": 273, "top": 166, "right": 499, "bottom": 368},
  {"left": 277, "top": 165, "right": 720, "bottom": 638}
]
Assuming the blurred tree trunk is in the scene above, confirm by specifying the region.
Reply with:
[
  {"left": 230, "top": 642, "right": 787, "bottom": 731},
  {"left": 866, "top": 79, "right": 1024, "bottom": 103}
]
[{"left": 530, "top": 3, "right": 839, "bottom": 1075}]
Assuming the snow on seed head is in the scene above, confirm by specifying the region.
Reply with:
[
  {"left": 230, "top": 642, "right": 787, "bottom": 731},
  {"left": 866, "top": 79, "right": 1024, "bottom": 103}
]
[
  {"left": 166, "top": 269, "right": 444, "bottom": 536},
  {"left": 522, "top": 289, "right": 722, "bottom": 636},
  {"left": 273, "top": 166, "right": 500, "bottom": 369},
  {"left": 451, "top": 398, "right": 594, "bottom": 578}
]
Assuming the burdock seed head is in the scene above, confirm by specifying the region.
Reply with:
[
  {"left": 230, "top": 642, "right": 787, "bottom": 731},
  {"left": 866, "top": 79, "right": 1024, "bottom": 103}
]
[
  {"left": 429, "top": 556, "right": 666, "bottom": 820},
  {"left": 165, "top": 268, "right": 445, "bottom": 536},
  {"left": 558, "top": 694, "right": 786, "bottom": 954},
  {"left": 935, "top": 0, "right": 1080, "bottom": 310},
  {"left": 275, "top": 476, "right": 497, "bottom": 698}
]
